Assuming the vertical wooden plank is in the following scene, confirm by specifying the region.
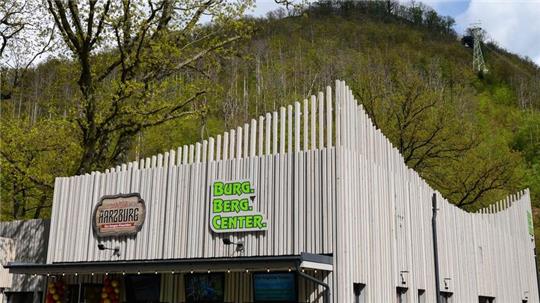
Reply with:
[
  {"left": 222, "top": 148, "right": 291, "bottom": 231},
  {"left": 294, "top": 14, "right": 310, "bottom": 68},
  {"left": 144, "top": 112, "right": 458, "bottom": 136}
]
[
  {"left": 294, "top": 102, "right": 301, "bottom": 152},
  {"left": 205, "top": 138, "right": 215, "bottom": 257},
  {"left": 258, "top": 116, "right": 264, "bottom": 156},
  {"left": 237, "top": 126, "right": 243, "bottom": 159},
  {"left": 250, "top": 119, "right": 257, "bottom": 157},
  {"left": 265, "top": 113, "right": 271, "bottom": 155},
  {"left": 311, "top": 95, "right": 317, "bottom": 150},
  {"left": 223, "top": 132, "right": 229, "bottom": 161},
  {"left": 182, "top": 145, "right": 188, "bottom": 164},
  {"left": 176, "top": 147, "right": 182, "bottom": 165},
  {"left": 244, "top": 123, "right": 249, "bottom": 159},
  {"left": 178, "top": 162, "right": 189, "bottom": 258},
  {"left": 335, "top": 80, "right": 341, "bottom": 148},
  {"left": 318, "top": 91, "right": 324, "bottom": 149},
  {"left": 208, "top": 138, "right": 215, "bottom": 162},
  {"left": 229, "top": 129, "right": 236, "bottom": 160},
  {"left": 272, "top": 111, "right": 278, "bottom": 155},
  {"left": 216, "top": 135, "right": 222, "bottom": 162},
  {"left": 288, "top": 105, "right": 293, "bottom": 154},
  {"left": 188, "top": 145, "right": 194, "bottom": 164},
  {"left": 47, "top": 177, "right": 60, "bottom": 263},
  {"left": 303, "top": 99, "right": 309, "bottom": 151},
  {"left": 164, "top": 153, "right": 175, "bottom": 258},
  {"left": 195, "top": 143, "right": 201, "bottom": 163},
  {"left": 326, "top": 86, "right": 333, "bottom": 148},
  {"left": 280, "top": 107, "right": 286, "bottom": 154}
]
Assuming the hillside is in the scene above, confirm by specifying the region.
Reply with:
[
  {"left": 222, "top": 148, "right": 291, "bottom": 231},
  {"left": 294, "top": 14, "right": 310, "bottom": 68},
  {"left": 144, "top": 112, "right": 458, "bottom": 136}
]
[
  {"left": 134, "top": 3, "right": 540, "bottom": 244},
  {"left": 1, "top": 1, "right": 539, "bottom": 244}
]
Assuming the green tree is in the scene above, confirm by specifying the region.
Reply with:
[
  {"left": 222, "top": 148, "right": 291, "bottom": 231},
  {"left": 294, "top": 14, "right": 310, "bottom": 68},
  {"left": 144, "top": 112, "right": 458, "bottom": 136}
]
[
  {"left": 46, "top": 0, "right": 254, "bottom": 174},
  {"left": 0, "top": 117, "right": 79, "bottom": 220}
]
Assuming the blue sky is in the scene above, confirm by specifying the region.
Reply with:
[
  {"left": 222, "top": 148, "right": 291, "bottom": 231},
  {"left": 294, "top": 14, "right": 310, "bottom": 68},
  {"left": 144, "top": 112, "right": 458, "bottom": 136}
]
[{"left": 250, "top": 0, "right": 540, "bottom": 66}]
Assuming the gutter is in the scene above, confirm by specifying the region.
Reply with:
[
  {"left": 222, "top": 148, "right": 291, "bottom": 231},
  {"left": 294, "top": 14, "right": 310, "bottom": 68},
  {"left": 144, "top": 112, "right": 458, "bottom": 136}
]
[
  {"left": 297, "top": 263, "right": 331, "bottom": 303},
  {"left": 432, "top": 193, "right": 441, "bottom": 303}
]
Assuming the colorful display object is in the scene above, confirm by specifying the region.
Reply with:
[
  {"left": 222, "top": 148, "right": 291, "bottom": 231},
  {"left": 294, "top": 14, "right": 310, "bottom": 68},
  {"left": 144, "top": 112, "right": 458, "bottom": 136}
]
[
  {"left": 253, "top": 272, "right": 297, "bottom": 302},
  {"left": 185, "top": 273, "right": 225, "bottom": 302},
  {"left": 46, "top": 279, "right": 65, "bottom": 303}
]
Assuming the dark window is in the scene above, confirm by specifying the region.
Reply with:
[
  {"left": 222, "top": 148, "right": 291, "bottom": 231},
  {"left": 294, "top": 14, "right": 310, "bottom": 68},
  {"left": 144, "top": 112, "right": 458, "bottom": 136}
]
[
  {"left": 6, "top": 292, "right": 40, "bottom": 303},
  {"left": 185, "top": 273, "right": 225, "bottom": 303},
  {"left": 479, "top": 296, "right": 495, "bottom": 303},
  {"left": 417, "top": 289, "right": 425, "bottom": 303},
  {"left": 353, "top": 283, "right": 366, "bottom": 303},
  {"left": 397, "top": 287, "right": 408, "bottom": 303},
  {"left": 253, "top": 272, "right": 297, "bottom": 303},
  {"left": 66, "top": 284, "right": 80, "bottom": 302},
  {"left": 125, "top": 274, "right": 161, "bottom": 303},
  {"left": 79, "top": 283, "right": 102, "bottom": 303},
  {"left": 441, "top": 291, "right": 453, "bottom": 303}
]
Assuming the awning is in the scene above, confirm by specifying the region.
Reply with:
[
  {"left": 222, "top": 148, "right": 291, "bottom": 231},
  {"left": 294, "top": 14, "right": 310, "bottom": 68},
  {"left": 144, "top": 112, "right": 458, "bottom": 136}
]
[{"left": 5, "top": 252, "right": 332, "bottom": 275}]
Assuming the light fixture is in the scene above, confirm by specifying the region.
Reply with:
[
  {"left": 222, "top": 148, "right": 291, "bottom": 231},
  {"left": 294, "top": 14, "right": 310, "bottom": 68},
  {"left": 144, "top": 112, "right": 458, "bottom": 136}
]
[
  {"left": 443, "top": 278, "right": 451, "bottom": 289},
  {"left": 222, "top": 238, "right": 244, "bottom": 252},
  {"left": 122, "top": 272, "right": 125, "bottom": 276},
  {"left": 301, "top": 269, "right": 305, "bottom": 273},
  {"left": 74, "top": 273, "right": 78, "bottom": 276},
  {"left": 245, "top": 269, "right": 249, "bottom": 273},
  {"left": 190, "top": 270, "right": 194, "bottom": 274},
  {"left": 314, "top": 270, "right": 317, "bottom": 274},
  {"left": 288, "top": 267, "right": 291, "bottom": 272},
  {"left": 105, "top": 272, "right": 109, "bottom": 276},
  {"left": 400, "top": 271, "right": 409, "bottom": 285},
  {"left": 91, "top": 273, "right": 94, "bottom": 276},
  {"left": 97, "top": 243, "right": 121, "bottom": 257},
  {"left": 227, "top": 269, "right": 231, "bottom": 273},
  {"left": 266, "top": 268, "right": 270, "bottom": 272},
  {"left": 137, "top": 271, "right": 141, "bottom": 275},
  {"left": 62, "top": 273, "right": 65, "bottom": 276},
  {"left": 172, "top": 271, "right": 175, "bottom": 275},
  {"left": 207, "top": 270, "right": 211, "bottom": 274}
]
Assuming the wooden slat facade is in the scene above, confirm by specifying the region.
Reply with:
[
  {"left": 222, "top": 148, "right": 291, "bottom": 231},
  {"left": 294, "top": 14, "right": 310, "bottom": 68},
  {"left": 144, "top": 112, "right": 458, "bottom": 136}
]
[
  {"left": 0, "top": 219, "right": 49, "bottom": 294},
  {"left": 44, "top": 80, "right": 538, "bottom": 302}
]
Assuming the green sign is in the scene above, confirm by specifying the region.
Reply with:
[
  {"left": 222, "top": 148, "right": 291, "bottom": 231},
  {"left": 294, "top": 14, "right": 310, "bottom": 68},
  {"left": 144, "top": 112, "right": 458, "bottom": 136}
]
[
  {"left": 210, "top": 180, "right": 268, "bottom": 233},
  {"left": 528, "top": 211, "right": 534, "bottom": 236}
]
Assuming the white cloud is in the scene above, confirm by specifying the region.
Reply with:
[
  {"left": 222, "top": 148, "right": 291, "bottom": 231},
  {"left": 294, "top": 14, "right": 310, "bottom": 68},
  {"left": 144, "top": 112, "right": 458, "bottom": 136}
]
[{"left": 455, "top": 0, "right": 540, "bottom": 66}]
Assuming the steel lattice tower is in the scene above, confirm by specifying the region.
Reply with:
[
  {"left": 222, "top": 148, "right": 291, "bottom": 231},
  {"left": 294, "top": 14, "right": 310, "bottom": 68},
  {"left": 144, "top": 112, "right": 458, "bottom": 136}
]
[{"left": 471, "top": 25, "right": 487, "bottom": 74}]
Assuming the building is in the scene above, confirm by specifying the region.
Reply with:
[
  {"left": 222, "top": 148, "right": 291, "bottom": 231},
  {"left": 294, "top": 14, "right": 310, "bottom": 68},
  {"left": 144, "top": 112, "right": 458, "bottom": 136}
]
[
  {"left": 0, "top": 219, "right": 49, "bottom": 303},
  {"left": 5, "top": 80, "right": 539, "bottom": 302},
  {"left": 1, "top": 237, "right": 15, "bottom": 303}
]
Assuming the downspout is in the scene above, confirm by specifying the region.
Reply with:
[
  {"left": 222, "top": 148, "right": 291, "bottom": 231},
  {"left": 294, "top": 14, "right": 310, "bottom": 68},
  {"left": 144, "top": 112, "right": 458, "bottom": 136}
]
[
  {"left": 42, "top": 275, "right": 49, "bottom": 303},
  {"left": 432, "top": 193, "right": 441, "bottom": 303},
  {"left": 535, "top": 248, "right": 540, "bottom": 302},
  {"left": 297, "top": 264, "right": 331, "bottom": 303}
]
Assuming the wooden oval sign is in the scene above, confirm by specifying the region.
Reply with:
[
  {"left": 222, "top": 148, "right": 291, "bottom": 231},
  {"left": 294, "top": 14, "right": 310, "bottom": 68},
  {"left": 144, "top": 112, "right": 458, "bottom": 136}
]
[{"left": 92, "top": 193, "right": 146, "bottom": 238}]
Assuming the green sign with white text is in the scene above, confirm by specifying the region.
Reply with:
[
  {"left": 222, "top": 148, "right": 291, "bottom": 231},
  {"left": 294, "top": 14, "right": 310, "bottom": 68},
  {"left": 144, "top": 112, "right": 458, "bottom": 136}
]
[{"left": 210, "top": 180, "right": 268, "bottom": 233}]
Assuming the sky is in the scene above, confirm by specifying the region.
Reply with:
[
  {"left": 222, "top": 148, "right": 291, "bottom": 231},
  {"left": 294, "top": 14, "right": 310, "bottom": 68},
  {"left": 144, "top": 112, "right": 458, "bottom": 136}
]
[{"left": 250, "top": 0, "right": 540, "bottom": 66}]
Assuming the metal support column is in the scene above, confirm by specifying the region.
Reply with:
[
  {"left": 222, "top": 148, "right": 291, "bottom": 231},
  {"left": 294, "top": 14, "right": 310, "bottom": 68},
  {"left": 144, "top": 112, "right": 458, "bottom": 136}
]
[
  {"left": 297, "top": 264, "right": 331, "bottom": 303},
  {"left": 432, "top": 193, "right": 441, "bottom": 303}
]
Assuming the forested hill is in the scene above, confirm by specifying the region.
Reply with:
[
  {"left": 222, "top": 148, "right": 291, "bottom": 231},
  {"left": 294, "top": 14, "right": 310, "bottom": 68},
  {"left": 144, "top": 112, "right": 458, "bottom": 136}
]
[{"left": 1, "top": 1, "right": 539, "bottom": 243}]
